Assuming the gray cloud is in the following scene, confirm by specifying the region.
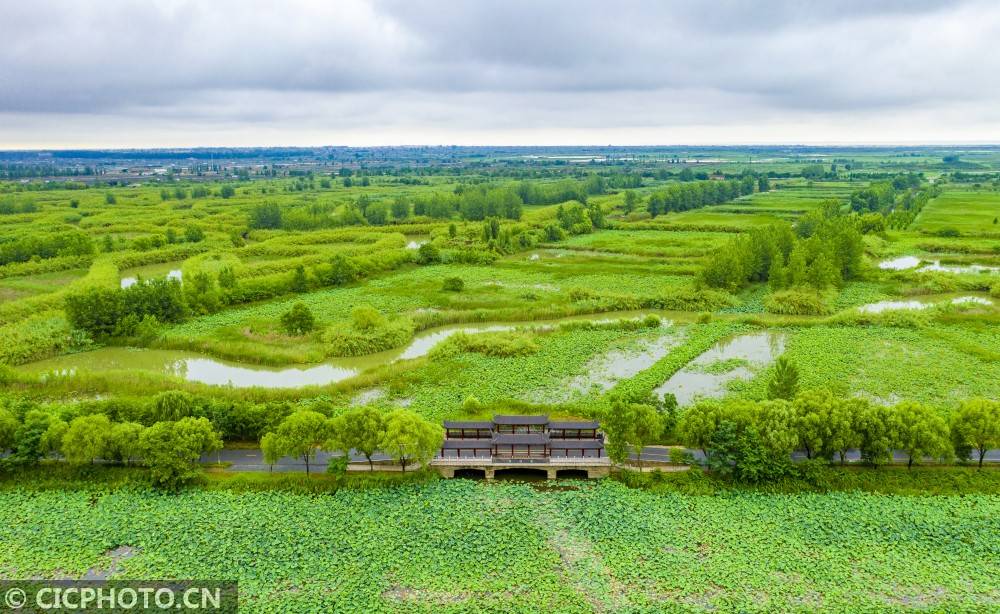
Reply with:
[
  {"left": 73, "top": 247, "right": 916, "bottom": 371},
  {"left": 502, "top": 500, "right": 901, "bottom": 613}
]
[{"left": 1, "top": 0, "right": 998, "bottom": 146}]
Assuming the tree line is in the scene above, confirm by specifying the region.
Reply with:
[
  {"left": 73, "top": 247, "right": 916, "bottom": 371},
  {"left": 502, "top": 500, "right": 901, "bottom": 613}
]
[
  {"left": 643, "top": 177, "right": 758, "bottom": 217},
  {"left": 0, "top": 229, "right": 94, "bottom": 266},
  {"left": 674, "top": 392, "right": 999, "bottom": 483},
  {"left": 261, "top": 407, "right": 443, "bottom": 474},
  {"left": 0, "top": 401, "right": 446, "bottom": 488},
  {"left": 0, "top": 407, "right": 222, "bottom": 490}
]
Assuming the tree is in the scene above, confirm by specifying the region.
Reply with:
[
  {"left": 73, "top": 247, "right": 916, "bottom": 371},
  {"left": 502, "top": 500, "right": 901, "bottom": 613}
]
[
  {"left": 792, "top": 389, "right": 835, "bottom": 459},
  {"left": 13, "top": 410, "right": 56, "bottom": 462},
  {"left": 622, "top": 190, "right": 638, "bottom": 214},
  {"left": 220, "top": 185, "right": 235, "bottom": 199},
  {"left": 185, "top": 271, "right": 220, "bottom": 315},
  {"left": 260, "top": 432, "right": 282, "bottom": 472},
  {"left": 676, "top": 401, "right": 725, "bottom": 458},
  {"left": 855, "top": 403, "right": 901, "bottom": 468},
  {"left": 828, "top": 398, "right": 862, "bottom": 465},
  {"left": 896, "top": 401, "right": 950, "bottom": 468},
  {"left": 249, "top": 202, "right": 282, "bottom": 229},
  {"left": 272, "top": 410, "right": 330, "bottom": 475},
  {"left": 140, "top": 417, "right": 223, "bottom": 489},
  {"left": 380, "top": 409, "right": 443, "bottom": 472},
  {"left": 416, "top": 242, "right": 440, "bottom": 264},
  {"left": 324, "top": 254, "right": 359, "bottom": 286},
  {"left": 364, "top": 202, "right": 389, "bottom": 225},
  {"left": 40, "top": 418, "right": 68, "bottom": 457},
  {"left": 61, "top": 414, "right": 113, "bottom": 464},
  {"left": 391, "top": 198, "right": 410, "bottom": 220},
  {"left": 107, "top": 422, "right": 145, "bottom": 465},
  {"left": 351, "top": 305, "right": 385, "bottom": 330},
  {"left": 184, "top": 225, "right": 204, "bottom": 243},
  {"left": 149, "top": 390, "right": 195, "bottom": 422},
  {"left": 280, "top": 303, "right": 315, "bottom": 335},
  {"left": 290, "top": 265, "right": 309, "bottom": 293},
  {"left": 951, "top": 398, "right": 1000, "bottom": 468},
  {"left": 602, "top": 400, "right": 664, "bottom": 469},
  {"left": 786, "top": 245, "right": 809, "bottom": 287},
  {"left": 0, "top": 408, "right": 18, "bottom": 453},
  {"left": 767, "top": 357, "right": 799, "bottom": 401},
  {"left": 329, "top": 407, "right": 387, "bottom": 471}
]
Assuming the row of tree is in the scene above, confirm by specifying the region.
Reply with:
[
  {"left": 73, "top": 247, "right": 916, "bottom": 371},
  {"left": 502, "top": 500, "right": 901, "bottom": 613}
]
[
  {"left": 644, "top": 177, "right": 759, "bottom": 217},
  {"left": 261, "top": 407, "right": 444, "bottom": 474},
  {"left": 0, "top": 409, "right": 222, "bottom": 489},
  {"left": 674, "top": 392, "right": 999, "bottom": 483},
  {"left": 0, "top": 229, "right": 94, "bottom": 266}
]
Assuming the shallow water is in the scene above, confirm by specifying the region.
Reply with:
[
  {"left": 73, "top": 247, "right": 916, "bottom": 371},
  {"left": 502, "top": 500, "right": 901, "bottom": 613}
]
[
  {"left": 536, "top": 327, "right": 681, "bottom": 402},
  {"left": 121, "top": 267, "right": 182, "bottom": 288},
  {"left": 878, "top": 256, "right": 921, "bottom": 271},
  {"left": 858, "top": 300, "right": 932, "bottom": 314},
  {"left": 878, "top": 256, "right": 999, "bottom": 275},
  {"left": 858, "top": 294, "right": 994, "bottom": 313},
  {"left": 21, "top": 310, "right": 671, "bottom": 389},
  {"left": 918, "top": 261, "right": 999, "bottom": 275},
  {"left": 654, "top": 332, "right": 786, "bottom": 406}
]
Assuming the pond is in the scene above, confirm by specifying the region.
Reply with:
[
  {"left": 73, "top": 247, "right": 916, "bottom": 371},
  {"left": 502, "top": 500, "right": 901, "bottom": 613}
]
[
  {"left": 120, "top": 262, "right": 183, "bottom": 288},
  {"left": 858, "top": 294, "right": 994, "bottom": 313},
  {"left": 877, "top": 256, "right": 999, "bottom": 275},
  {"left": 653, "top": 332, "right": 787, "bottom": 406},
  {"left": 20, "top": 311, "right": 671, "bottom": 389},
  {"left": 878, "top": 256, "right": 921, "bottom": 271}
]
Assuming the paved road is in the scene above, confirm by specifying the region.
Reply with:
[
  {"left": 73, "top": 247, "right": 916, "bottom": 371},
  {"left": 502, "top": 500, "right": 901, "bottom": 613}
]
[
  {"left": 209, "top": 446, "right": 1000, "bottom": 473},
  {"left": 207, "top": 448, "right": 394, "bottom": 472},
  {"left": 629, "top": 446, "right": 1000, "bottom": 464}
]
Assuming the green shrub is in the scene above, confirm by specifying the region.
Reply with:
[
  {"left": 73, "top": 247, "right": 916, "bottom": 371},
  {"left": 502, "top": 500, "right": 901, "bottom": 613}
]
[
  {"left": 442, "top": 277, "right": 464, "bottom": 292},
  {"left": 280, "top": 303, "right": 316, "bottom": 335},
  {"left": 438, "top": 331, "right": 540, "bottom": 358},
  {"left": 322, "top": 317, "right": 414, "bottom": 357},
  {"left": 764, "top": 289, "right": 830, "bottom": 315}
]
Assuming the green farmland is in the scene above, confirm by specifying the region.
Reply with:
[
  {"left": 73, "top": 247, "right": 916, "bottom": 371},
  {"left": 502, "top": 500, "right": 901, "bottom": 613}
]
[{"left": 2, "top": 147, "right": 1000, "bottom": 612}]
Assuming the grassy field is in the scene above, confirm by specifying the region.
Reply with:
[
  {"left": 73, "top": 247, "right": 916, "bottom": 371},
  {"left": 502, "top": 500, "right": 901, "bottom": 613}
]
[{"left": 913, "top": 189, "right": 1000, "bottom": 235}]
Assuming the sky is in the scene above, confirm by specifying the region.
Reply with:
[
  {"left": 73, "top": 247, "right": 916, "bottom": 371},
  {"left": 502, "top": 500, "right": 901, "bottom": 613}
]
[{"left": 2, "top": 0, "right": 999, "bottom": 148}]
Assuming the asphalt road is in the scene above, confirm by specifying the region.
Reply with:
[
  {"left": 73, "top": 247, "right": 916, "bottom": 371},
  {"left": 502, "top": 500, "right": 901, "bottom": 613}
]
[{"left": 208, "top": 446, "right": 1000, "bottom": 473}]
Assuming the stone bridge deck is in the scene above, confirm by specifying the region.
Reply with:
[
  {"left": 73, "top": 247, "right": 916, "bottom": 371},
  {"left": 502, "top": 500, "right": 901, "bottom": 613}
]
[{"left": 431, "top": 456, "right": 612, "bottom": 479}]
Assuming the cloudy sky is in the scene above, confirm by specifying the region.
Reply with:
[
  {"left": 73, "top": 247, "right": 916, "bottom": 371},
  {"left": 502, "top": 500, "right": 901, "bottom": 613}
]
[{"left": 2, "top": 0, "right": 999, "bottom": 148}]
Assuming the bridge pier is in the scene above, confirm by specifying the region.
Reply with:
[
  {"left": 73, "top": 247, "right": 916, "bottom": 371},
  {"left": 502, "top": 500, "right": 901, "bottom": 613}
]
[{"left": 586, "top": 466, "right": 610, "bottom": 479}]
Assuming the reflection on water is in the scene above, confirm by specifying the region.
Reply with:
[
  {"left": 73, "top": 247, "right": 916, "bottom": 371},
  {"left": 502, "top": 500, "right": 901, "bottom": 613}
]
[
  {"left": 177, "top": 358, "right": 357, "bottom": 388},
  {"left": 858, "top": 300, "right": 931, "bottom": 314},
  {"left": 918, "top": 261, "right": 999, "bottom": 275},
  {"left": 878, "top": 256, "right": 921, "bottom": 270},
  {"left": 858, "top": 295, "right": 993, "bottom": 313},
  {"left": 121, "top": 269, "right": 182, "bottom": 288},
  {"left": 21, "top": 311, "right": 670, "bottom": 389},
  {"left": 654, "top": 332, "right": 786, "bottom": 406},
  {"left": 878, "top": 256, "right": 999, "bottom": 275}
]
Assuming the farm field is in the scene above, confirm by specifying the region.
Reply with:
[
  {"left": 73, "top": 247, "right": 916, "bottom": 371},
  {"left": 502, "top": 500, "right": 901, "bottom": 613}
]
[
  {"left": 913, "top": 190, "right": 1000, "bottom": 235},
  {"left": 2, "top": 146, "right": 1000, "bottom": 612},
  {"left": 2, "top": 481, "right": 998, "bottom": 613}
]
